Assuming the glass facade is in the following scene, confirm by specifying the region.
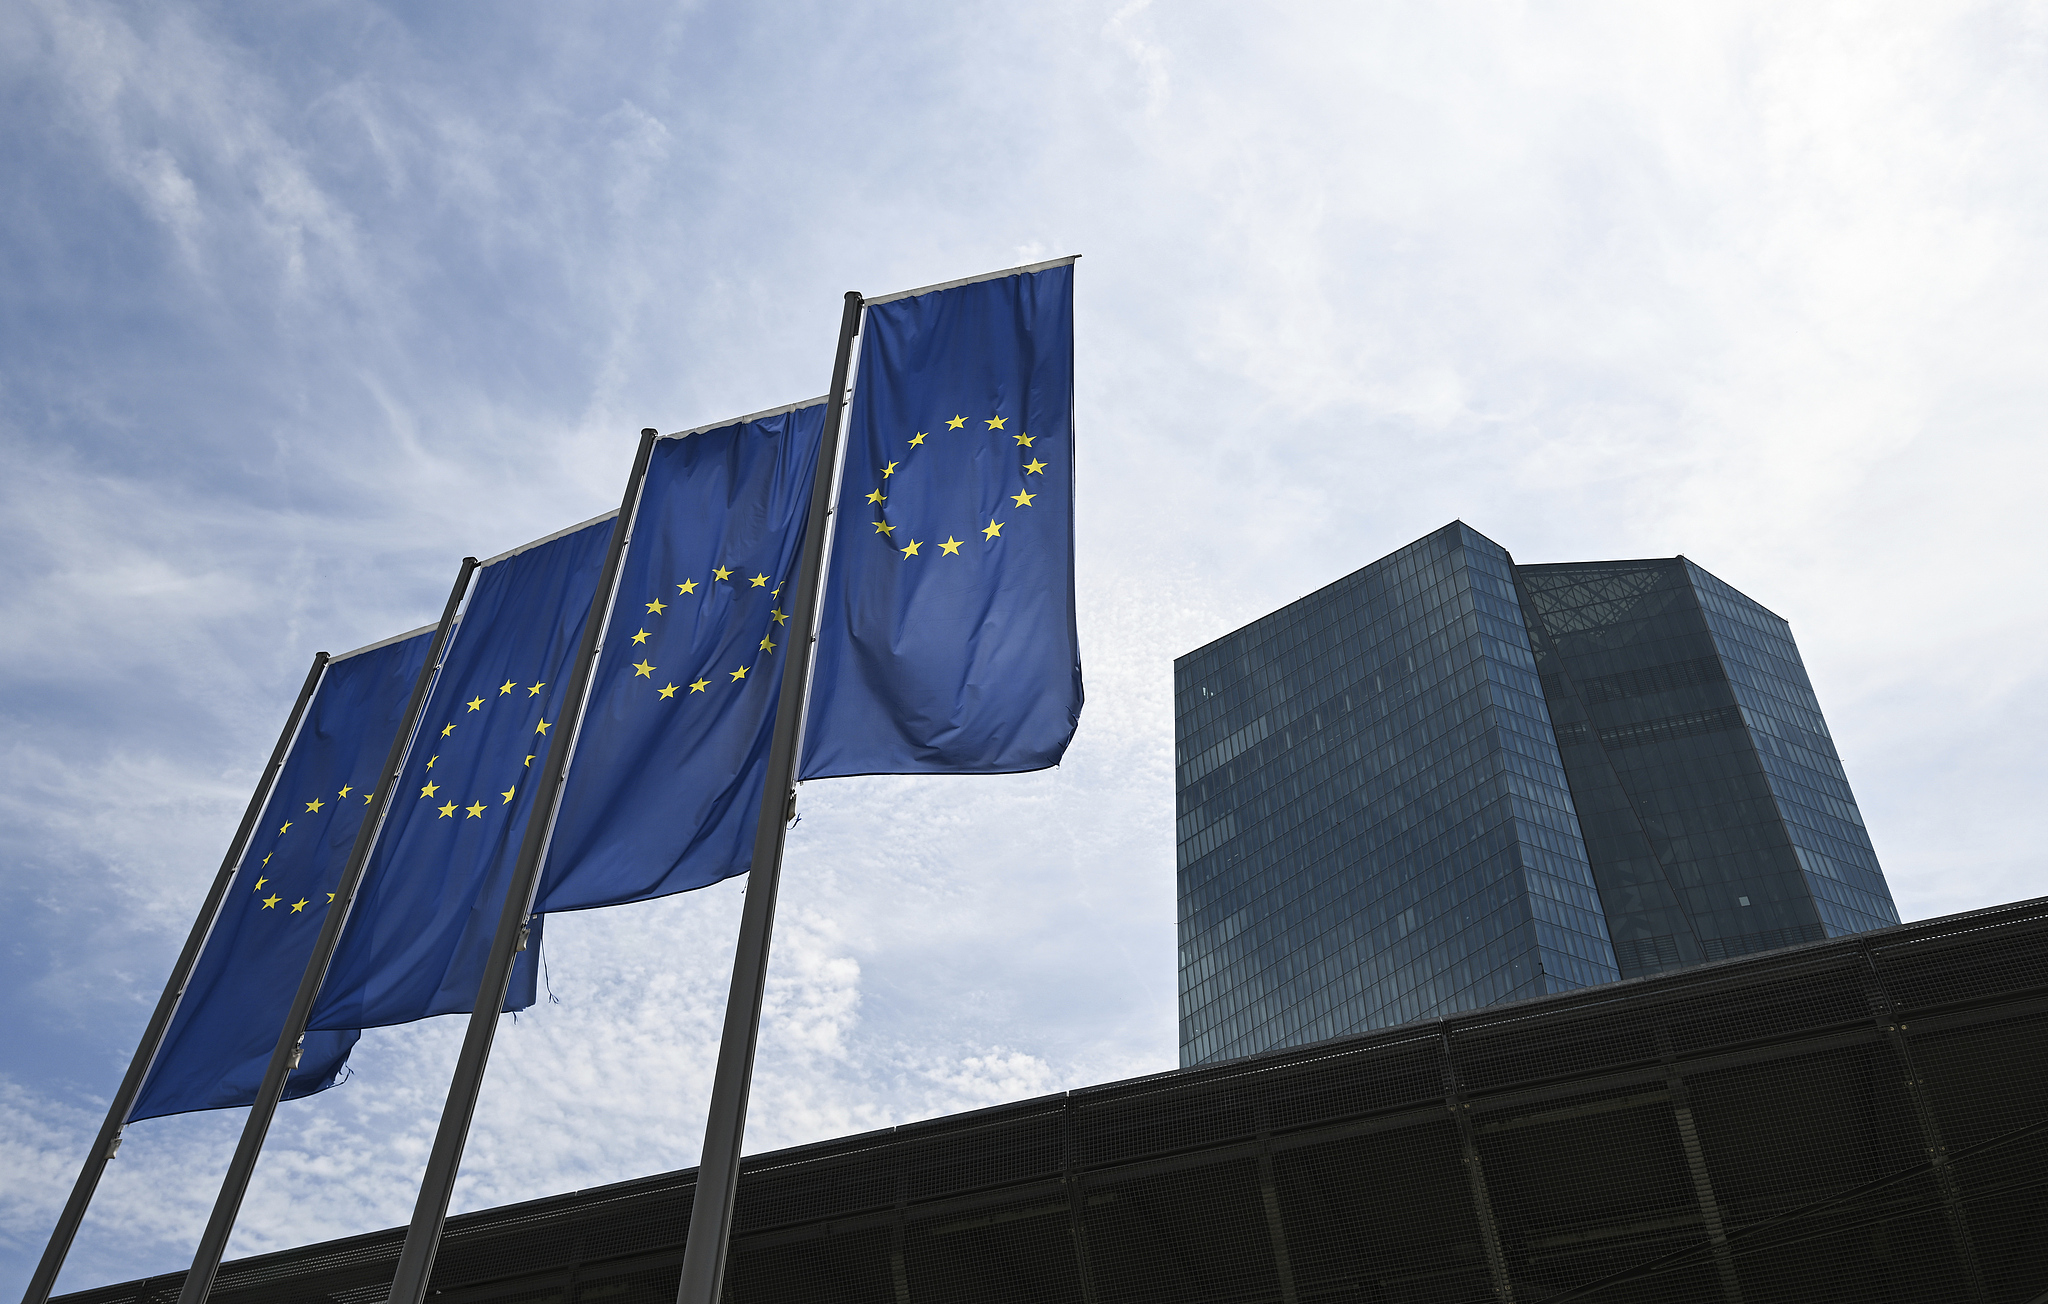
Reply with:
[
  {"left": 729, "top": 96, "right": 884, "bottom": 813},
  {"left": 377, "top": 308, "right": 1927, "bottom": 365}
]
[
  {"left": 1516, "top": 558, "right": 1898, "bottom": 975},
  {"left": 1175, "top": 524, "right": 1619, "bottom": 1067},
  {"left": 1178, "top": 524, "right": 1899, "bottom": 1066},
  {"left": 1688, "top": 564, "right": 1898, "bottom": 935}
]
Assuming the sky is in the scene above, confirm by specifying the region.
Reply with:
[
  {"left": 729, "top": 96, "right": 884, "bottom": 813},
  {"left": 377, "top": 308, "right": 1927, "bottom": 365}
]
[{"left": 3, "top": 0, "right": 2045, "bottom": 1293}]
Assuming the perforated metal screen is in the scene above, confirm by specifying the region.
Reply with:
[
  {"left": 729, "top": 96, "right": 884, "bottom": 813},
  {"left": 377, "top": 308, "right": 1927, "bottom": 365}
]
[{"left": 62, "top": 897, "right": 2048, "bottom": 1304}]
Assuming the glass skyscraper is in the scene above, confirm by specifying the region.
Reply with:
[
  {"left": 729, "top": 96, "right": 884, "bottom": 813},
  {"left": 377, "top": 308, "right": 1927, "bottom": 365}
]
[{"left": 1175, "top": 522, "right": 1898, "bottom": 1066}]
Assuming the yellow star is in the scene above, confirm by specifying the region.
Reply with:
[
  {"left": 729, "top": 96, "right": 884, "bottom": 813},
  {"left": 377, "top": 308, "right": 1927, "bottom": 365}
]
[
  {"left": 499, "top": 680, "right": 516, "bottom": 695},
  {"left": 421, "top": 780, "right": 440, "bottom": 798},
  {"left": 632, "top": 659, "right": 656, "bottom": 678},
  {"left": 730, "top": 666, "right": 749, "bottom": 681},
  {"left": 946, "top": 414, "right": 966, "bottom": 429},
  {"left": 326, "top": 893, "right": 335, "bottom": 903},
  {"left": 254, "top": 877, "right": 267, "bottom": 891},
  {"left": 866, "top": 489, "right": 885, "bottom": 504},
  {"left": 646, "top": 597, "right": 667, "bottom": 615},
  {"left": 982, "top": 518, "right": 1003, "bottom": 539},
  {"left": 441, "top": 722, "right": 456, "bottom": 737},
  {"left": 278, "top": 821, "right": 292, "bottom": 835},
  {"left": 261, "top": 894, "right": 281, "bottom": 909},
  {"left": 900, "top": 539, "right": 922, "bottom": 557},
  {"left": 759, "top": 636, "right": 776, "bottom": 652},
  {"left": 290, "top": 899, "right": 308, "bottom": 913},
  {"left": 1015, "top": 433, "right": 1034, "bottom": 447},
  {"left": 881, "top": 461, "right": 900, "bottom": 478},
  {"left": 1011, "top": 489, "right": 1036, "bottom": 507},
  {"left": 528, "top": 681, "right": 546, "bottom": 696},
  {"left": 501, "top": 786, "right": 517, "bottom": 803},
  {"left": 466, "top": 801, "right": 486, "bottom": 818},
  {"left": 771, "top": 608, "right": 787, "bottom": 624},
  {"left": 1024, "top": 457, "right": 1047, "bottom": 475},
  {"left": 365, "top": 793, "right": 374, "bottom": 803},
  {"left": 873, "top": 520, "right": 896, "bottom": 535},
  {"left": 535, "top": 718, "right": 552, "bottom": 734},
  {"left": 658, "top": 683, "right": 678, "bottom": 699},
  {"left": 466, "top": 696, "right": 485, "bottom": 712},
  {"left": 338, "top": 785, "right": 353, "bottom": 799},
  {"left": 909, "top": 432, "right": 927, "bottom": 446},
  {"left": 261, "top": 853, "right": 271, "bottom": 866},
  {"left": 305, "top": 797, "right": 324, "bottom": 813},
  {"left": 939, "top": 537, "right": 963, "bottom": 555},
  {"left": 678, "top": 578, "right": 699, "bottom": 594},
  {"left": 690, "top": 677, "right": 710, "bottom": 693},
  {"left": 524, "top": 754, "right": 534, "bottom": 767},
  {"left": 750, "top": 573, "right": 769, "bottom": 587},
  {"left": 713, "top": 566, "right": 732, "bottom": 581},
  {"left": 438, "top": 801, "right": 457, "bottom": 818},
  {"left": 986, "top": 415, "right": 1007, "bottom": 430},
  {"left": 631, "top": 629, "right": 651, "bottom": 644},
  {"left": 427, "top": 754, "right": 438, "bottom": 769}
]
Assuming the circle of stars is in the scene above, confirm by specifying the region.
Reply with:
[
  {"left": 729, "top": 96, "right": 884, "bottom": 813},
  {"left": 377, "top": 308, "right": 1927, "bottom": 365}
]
[
  {"left": 865, "top": 413, "right": 1046, "bottom": 561},
  {"left": 622, "top": 563, "right": 788, "bottom": 701}
]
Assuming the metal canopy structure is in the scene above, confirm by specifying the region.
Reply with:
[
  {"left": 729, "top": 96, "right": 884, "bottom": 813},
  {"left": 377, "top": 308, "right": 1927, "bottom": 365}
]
[{"left": 59, "top": 894, "right": 2048, "bottom": 1304}]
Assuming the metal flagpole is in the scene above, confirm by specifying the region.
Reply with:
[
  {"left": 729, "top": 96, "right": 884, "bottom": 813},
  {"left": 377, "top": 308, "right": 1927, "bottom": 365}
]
[
  {"left": 175, "top": 558, "right": 481, "bottom": 1304},
  {"left": 674, "top": 290, "right": 864, "bottom": 1304},
  {"left": 18, "top": 652, "right": 331, "bottom": 1304},
  {"left": 383, "top": 428, "right": 661, "bottom": 1304}
]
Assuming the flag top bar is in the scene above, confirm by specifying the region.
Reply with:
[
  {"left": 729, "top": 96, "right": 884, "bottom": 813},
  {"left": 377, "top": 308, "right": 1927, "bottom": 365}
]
[
  {"left": 329, "top": 623, "right": 436, "bottom": 665},
  {"left": 323, "top": 399, "right": 828, "bottom": 669},
  {"left": 479, "top": 510, "right": 621, "bottom": 570},
  {"left": 862, "top": 254, "right": 1080, "bottom": 308},
  {"left": 667, "top": 396, "right": 827, "bottom": 441},
  {"left": 464, "top": 401, "right": 828, "bottom": 574}
]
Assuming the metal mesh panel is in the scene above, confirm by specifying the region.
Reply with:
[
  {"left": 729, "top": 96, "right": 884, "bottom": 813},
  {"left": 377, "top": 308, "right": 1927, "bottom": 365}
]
[
  {"left": 1270, "top": 1119, "right": 1488, "bottom": 1303},
  {"left": 1258, "top": 1034, "right": 1445, "bottom": 1132},
  {"left": 1872, "top": 910, "right": 2048, "bottom": 1012},
  {"left": 1072, "top": 1076, "right": 1259, "bottom": 1167},
  {"left": 1476, "top": 1086, "right": 1712, "bottom": 1300},
  {"left": 568, "top": 1180, "right": 693, "bottom": 1267},
  {"left": 733, "top": 1136, "right": 899, "bottom": 1234},
  {"left": 57, "top": 1280, "right": 180, "bottom": 1304},
  {"left": 1683, "top": 1043, "right": 1955, "bottom": 1301},
  {"left": 1903, "top": 1010, "right": 2048, "bottom": 1302},
  {"left": 723, "top": 1226, "right": 894, "bottom": 1304},
  {"left": 1912, "top": 1011, "right": 2048, "bottom": 1148},
  {"left": 573, "top": 1266, "right": 678, "bottom": 1304},
  {"left": 903, "top": 1193, "right": 1086, "bottom": 1303},
  {"left": 428, "top": 1204, "right": 586, "bottom": 1296},
  {"left": 895, "top": 1101, "right": 1066, "bottom": 1203},
  {"left": 441, "top": 1282, "right": 565, "bottom": 1304},
  {"left": 209, "top": 1231, "right": 403, "bottom": 1304},
  {"left": 1080, "top": 1160, "right": 1278, "bottom": 1304}
]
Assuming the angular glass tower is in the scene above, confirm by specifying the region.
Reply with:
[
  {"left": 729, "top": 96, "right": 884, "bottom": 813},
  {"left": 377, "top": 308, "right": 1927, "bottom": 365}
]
[
  {"left": 1176, "top": 524, "right": 1621, "bottom": 1066},
  {"left": 1176, "top": 522, "right": 1898, "bottom": 1066}
]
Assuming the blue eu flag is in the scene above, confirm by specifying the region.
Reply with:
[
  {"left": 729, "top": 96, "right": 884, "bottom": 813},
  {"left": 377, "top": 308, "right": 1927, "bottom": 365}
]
[
  {"left": 538, "top": 402, "right": 824, "bottom": 912},
  {"left": 304, "top": 521, "right": 613, "bottom": 1031},
  {"left": 131, "top": 629, "right": 430, "bottom": 1120},
  {"left": 801, "top": 259, "right": 1082, "bottom": 778}
]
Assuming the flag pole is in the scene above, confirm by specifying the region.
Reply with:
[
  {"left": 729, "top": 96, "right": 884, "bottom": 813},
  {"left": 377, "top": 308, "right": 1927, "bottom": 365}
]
[
  {"left": 175, "top": 558, "right": 481, "bottom": 1304},
  {"left": 19, "top": 652, "right": 331, "bottom": 1304},
  {"left": 383, "top": 428, "right": 661, "bottom": 1304},
  {"left": 674, "top": 289, "right": 864, "bottom": 1304}
]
